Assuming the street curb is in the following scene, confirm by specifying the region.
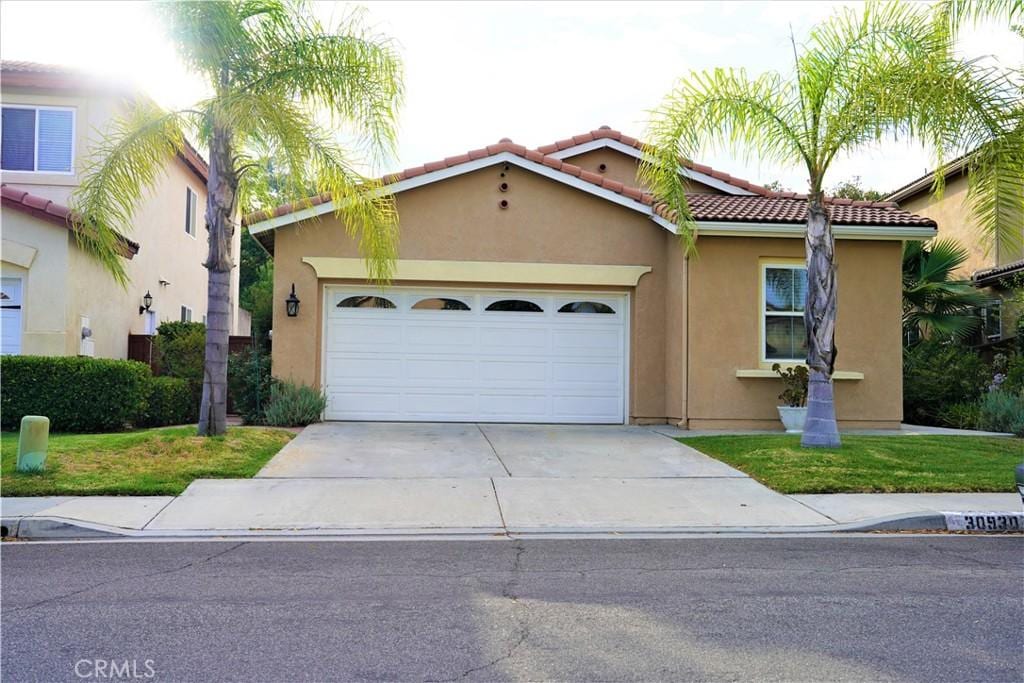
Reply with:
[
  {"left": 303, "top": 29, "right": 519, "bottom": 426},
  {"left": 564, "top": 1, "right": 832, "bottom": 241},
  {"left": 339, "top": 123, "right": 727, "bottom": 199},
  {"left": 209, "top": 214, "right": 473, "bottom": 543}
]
[{"left": 5, "top": 511, "right": 1019, "bottom": 541}]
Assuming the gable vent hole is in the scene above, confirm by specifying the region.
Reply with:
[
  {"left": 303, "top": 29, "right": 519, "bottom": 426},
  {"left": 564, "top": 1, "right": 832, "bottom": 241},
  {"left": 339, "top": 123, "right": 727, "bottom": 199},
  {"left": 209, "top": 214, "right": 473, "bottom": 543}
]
[
  {"left": 499, "top": 199, "right": 509, "bottom": 209},
  {"left": 499, "top": 182, "right": 509, "bottom": 192},
  {"left": 598, "top": 163, "right": 608, "bottom": 173}
]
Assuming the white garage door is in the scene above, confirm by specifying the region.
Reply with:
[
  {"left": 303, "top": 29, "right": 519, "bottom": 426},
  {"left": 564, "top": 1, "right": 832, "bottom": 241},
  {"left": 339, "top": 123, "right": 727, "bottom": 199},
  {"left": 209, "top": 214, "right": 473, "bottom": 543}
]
[
  {"left": 1, "top": 277, "right": 23, "bottom": 356},
  {"left": 323, "top": 288, "right": 628, "bottom": 423}
]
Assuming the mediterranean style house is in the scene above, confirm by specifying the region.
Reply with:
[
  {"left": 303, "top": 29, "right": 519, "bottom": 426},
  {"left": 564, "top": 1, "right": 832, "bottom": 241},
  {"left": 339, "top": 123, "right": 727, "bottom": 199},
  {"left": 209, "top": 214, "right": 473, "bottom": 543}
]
[
  {"left": 888, "top": 156, "right": 1023, "bottom": 345},
  {"left": 0, "top": 61, "right": 245, "bottom": 359},
  {"left": 247, "top": 127, "right": 937, "bottom": 429}
]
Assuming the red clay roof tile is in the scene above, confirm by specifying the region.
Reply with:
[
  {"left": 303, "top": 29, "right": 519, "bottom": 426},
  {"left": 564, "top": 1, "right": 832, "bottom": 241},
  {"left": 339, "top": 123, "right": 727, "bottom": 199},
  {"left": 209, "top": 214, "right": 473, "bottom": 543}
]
[
  {"left": 244, "top": 131, "right": 936, "bottom": 230},
  {"left": 1, "top": 184, "right": 140, "bottom": 255}
]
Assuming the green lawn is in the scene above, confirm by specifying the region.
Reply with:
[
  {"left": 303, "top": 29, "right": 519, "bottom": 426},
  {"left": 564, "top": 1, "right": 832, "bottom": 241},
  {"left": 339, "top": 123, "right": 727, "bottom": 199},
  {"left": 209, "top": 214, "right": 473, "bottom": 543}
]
[
  {"left": 1, "top": 426, "right": 294, "bottom": 496},
  {"left": 678, "top": 435, "right": 1023, "bottom": 494}
]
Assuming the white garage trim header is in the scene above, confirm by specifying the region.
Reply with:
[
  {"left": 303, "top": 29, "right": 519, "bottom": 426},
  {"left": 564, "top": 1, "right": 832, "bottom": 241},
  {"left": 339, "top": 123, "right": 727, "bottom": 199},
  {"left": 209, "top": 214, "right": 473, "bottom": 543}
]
[{"left": 302, "top": 257, "right": 653, "bottom": 287}]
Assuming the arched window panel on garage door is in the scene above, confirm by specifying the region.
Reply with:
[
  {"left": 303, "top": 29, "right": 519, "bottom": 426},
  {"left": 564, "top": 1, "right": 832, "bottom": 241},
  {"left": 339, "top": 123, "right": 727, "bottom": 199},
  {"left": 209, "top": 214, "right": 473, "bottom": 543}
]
[
  {"left": 557, "top": 301, "right": 616, "bottom": 314},
  {"left": 411, "top": 297, "right": 471, "bottom": 311},
  {"left": 484, "top": 299, "right": 543, "bottom": 313},
  {"left": 337, "top": 295, "right": 396, "bottom": 310}
]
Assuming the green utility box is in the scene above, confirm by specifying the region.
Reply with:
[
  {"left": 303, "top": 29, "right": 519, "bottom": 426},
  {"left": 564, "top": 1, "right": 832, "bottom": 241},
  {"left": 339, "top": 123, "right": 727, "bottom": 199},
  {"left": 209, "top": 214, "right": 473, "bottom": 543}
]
[{"left": 16, "top": 416, "right": 50, "bottom": 473}]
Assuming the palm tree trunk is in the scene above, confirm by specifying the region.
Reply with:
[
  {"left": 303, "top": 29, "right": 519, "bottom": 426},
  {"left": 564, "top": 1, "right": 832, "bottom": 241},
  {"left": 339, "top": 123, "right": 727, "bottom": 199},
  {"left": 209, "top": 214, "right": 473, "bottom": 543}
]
[
  {"left": 197, "top": 122, "right": 238, "bottom": 437},
  {"left": 801, "top": 193, "right": 841, "bottom": 448}
]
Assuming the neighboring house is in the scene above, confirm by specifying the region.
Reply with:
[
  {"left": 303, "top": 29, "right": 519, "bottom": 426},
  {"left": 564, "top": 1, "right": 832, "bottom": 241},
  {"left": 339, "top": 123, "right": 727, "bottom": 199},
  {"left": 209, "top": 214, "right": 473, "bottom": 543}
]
[
  {"left": 888, "top": 156, "right": 1023, "bottom": 344},
  {"left": 0, "top": 61, "right": 244, "bottom": 359},
  {"left": 247, "top": 126, "right": 936, "bottom": 429}
]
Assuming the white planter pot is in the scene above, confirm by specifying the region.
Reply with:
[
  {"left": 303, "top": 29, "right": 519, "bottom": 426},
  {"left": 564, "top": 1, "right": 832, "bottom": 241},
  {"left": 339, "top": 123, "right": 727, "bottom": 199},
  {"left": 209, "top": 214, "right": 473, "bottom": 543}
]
[{"left": 777, "top": 406, "right": 808, "bottom": 433}]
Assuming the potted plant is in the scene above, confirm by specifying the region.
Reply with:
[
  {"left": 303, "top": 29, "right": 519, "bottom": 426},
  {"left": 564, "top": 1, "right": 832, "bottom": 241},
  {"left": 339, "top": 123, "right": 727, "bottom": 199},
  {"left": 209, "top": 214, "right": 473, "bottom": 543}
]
[{"left": 772, "top": 363, "right": 808, "bottom": 433}]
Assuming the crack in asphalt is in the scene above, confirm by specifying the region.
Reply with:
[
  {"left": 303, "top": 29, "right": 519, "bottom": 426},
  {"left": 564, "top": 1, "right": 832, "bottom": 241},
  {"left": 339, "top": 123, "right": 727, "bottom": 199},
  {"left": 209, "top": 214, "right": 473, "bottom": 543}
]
[
  {"left": 3, "top": 542, "right": 247, "bottom": 615},
  {"left": 430, "top": 541, "right": 529, "bottom": 682}
]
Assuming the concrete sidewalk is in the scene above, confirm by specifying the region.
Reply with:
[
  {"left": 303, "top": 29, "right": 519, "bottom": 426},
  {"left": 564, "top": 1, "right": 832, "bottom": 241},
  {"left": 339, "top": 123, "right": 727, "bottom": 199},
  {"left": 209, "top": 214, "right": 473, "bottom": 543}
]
[{"left": 3, "top": 488, "right": 1020, "bottom": 539}]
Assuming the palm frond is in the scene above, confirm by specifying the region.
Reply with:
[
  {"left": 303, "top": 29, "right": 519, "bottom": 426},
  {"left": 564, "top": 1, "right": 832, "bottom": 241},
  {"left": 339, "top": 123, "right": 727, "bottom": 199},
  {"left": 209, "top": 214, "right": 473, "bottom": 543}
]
[
  {"left": 237, "top": 5, "right": 403, "bottom": 166},
  {"left": 231, "top": 93, "right": 398, "bottom": 282},
  {"left": 70, "top": 101, "right": 193, "bottom": 286},
  {"left": 641, "top": 68, "right": 807, "bottom": 250}
]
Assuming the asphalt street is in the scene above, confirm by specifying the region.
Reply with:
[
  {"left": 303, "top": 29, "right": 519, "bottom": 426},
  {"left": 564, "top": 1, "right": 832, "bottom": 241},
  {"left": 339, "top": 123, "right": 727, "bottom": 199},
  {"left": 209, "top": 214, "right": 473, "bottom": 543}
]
[{"left": 2, "top": 536, "right": 1021, "bottom": 682}]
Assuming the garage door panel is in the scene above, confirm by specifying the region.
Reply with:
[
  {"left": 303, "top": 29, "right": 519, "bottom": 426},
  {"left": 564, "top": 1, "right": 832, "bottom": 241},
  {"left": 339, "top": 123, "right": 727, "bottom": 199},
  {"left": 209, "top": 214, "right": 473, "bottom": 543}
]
[
  {"left": 552, "top": 394, "right": 622, "bottom": 421},
  {"left": 326, "top": 355, "right": 402, "bottom": 381},
  {"left": 405, "top": 323, "right": 477, "bottom": 347},
  {"left": 406, "top": 358, "right": 476, "bottom": 382},
  {"left": 327, "top": 390, "right": 404, "bottom": 419},
  {"left": 329, "top": 320, "right": 403, "bottom": 348},
  {"left": 323, "top": 288, "right": 626, "bottom": 423},
  {"left": 552, "top": 361, "right": 621, "bottom": 384}
]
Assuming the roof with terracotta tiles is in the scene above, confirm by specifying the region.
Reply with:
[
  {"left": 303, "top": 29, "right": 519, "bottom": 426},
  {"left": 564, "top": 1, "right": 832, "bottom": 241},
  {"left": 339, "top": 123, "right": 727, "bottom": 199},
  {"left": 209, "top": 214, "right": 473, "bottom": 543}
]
[
  {"left": 247, "top": 131, "right": 936, "bottom": 231},
  {"left": 658, "top": 193, "right": 936, "bottom": 227},
  {"left": 1, "top": 184, "right": 139, "bottom": 256},
  {"left": 534, "top": 125, "right": 777, "bottom": 197},
  {"left": 973, "top": 258, "right": 1024, "bottom": 284}
]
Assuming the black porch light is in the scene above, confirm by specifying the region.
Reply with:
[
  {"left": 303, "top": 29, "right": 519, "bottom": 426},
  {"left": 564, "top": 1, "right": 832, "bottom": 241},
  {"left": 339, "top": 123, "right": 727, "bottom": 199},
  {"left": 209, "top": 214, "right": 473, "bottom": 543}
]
[
  {"left": 139, "top": 290, "right": 153, "bottom": 315},
  {"left": 285, "top": 284, "right": 300, "bottom": 317}
]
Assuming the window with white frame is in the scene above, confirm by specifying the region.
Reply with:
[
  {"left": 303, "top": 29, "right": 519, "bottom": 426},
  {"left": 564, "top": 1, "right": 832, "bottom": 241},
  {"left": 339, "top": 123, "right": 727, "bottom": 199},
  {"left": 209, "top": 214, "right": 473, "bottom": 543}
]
[
  {"left": 1, "top": 106, "right": 75, "bottom": 173},
  {"left": 180, "top": 305, "right": 193, "bottom": 322},
  {"left": 185, "top": 187, "right": 198, "bottom": 237},
  {"left": 762, "top": 264, "right": 808, "bottom": 362}
]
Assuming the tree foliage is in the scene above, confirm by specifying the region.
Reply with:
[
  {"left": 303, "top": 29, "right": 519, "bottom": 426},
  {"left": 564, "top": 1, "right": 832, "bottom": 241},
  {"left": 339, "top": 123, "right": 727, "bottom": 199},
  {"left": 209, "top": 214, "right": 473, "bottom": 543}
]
[
  {"left": 71, "top": 1, "right": 404, "bottom": 285},
  {"left": 902, "top": 239, "right": 992, "bottom": 341}
]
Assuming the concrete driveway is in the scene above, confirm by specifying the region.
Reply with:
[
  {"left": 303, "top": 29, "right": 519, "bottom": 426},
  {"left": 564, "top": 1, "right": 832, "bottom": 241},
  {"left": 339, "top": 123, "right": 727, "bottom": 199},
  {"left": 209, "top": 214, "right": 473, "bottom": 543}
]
[{"left": 256, "top": 422, "right": 745, "bottom": 479}]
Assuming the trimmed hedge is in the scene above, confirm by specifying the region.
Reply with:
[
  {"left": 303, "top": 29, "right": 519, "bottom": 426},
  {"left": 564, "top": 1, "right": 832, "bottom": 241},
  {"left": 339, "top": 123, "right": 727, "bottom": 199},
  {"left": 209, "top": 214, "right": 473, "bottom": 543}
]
[
  {"left": 137, "top": 376, "right": 195, "bottom": 427},
  {"left": 1, "top": 356, "right": 150, "bottom": 432}
]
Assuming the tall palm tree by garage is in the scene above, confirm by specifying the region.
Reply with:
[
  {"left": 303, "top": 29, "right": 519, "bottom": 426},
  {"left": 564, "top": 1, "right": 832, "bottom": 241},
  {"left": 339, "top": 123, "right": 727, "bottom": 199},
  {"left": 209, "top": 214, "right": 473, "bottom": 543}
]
[
  {"left": 71, "top": 1, "right": 403, "bottom": 436},
  {"left": 902, "top": 239, "right": 992, "bottom": 342},
  {"left": 641, "top": 1, "right": 1021, "bottom": 447}
]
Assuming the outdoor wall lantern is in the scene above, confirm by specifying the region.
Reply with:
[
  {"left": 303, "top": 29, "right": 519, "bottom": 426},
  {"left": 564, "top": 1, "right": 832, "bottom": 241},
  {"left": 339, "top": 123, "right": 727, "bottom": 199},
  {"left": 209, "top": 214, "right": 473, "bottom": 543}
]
[
  {"left": 139, "top": 290, "right": 153, "bottom": 315},
  {"left": 285, "top": 284, "right": 301, "bottom": 317}
]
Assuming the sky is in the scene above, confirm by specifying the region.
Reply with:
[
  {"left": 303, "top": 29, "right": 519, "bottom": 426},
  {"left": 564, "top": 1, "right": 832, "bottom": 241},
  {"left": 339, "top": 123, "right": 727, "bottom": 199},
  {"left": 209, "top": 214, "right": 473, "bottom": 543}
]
[{"left": 1, "top": 1, "right": 1021, "bottom": 194}]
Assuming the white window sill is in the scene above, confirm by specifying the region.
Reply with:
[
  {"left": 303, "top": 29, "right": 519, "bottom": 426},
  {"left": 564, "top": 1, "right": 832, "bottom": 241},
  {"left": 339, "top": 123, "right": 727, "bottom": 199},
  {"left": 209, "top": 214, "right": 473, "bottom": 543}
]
[{"left": 735, "top": 368, "right": 864, "bottom": 380}]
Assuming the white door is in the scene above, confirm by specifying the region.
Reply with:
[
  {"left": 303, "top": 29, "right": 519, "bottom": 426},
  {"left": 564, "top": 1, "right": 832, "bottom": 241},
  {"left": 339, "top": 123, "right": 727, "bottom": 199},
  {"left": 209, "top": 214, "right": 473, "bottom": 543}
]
[
  {"left": 323, "top": 287, "right": 628, "bottom": 423},
  {"left": 1, "top": 277, "right": 23, "bottom": 355}
]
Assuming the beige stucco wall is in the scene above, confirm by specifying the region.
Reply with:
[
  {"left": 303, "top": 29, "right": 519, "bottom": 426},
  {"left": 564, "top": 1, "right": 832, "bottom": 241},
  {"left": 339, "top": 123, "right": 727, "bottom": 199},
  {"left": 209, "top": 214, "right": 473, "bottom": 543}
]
[
  {"left": 560, "top": 148, "right": 725, "bottom": 195},
  {"left": 1, "top": 84, "right": 243, "bottom": 358},
  {"left": 271, "top": 163, "right": 674, "bottom": 421},
  {"left": 271, "top": 163, "right": 905, "bottom": 426},
  {"left": 686, "top": 237, "right": 904, "bottom": 429},
  {"left": 900, "top": 174, "right": 1024, "bottom": 275},
  {"left": 0, "top": 212, "right": 70, "bottom": 355}
]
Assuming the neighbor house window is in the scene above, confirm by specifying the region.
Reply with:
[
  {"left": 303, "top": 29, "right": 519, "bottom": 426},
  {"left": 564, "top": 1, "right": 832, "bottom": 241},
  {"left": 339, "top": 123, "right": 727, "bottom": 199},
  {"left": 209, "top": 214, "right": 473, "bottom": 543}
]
[
  {"left": 762, "top": 264, "right": 808, "bottom": 362},
  {"left": 1, "top": 106, "right": 75, "bottom": 173},
  {"left": 180, "top": 305, "right": 193, "bottom": 322},
  {"left": 185, "top": 187, "right": 199, "bottom": 237},
  {"left": 979, "top": 301, "right": 1002, "bottom": 342}
]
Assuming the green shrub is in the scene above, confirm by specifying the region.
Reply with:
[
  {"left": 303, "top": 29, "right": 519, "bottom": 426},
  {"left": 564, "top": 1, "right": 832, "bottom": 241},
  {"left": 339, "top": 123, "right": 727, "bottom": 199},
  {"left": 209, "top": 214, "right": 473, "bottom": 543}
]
[
  {"left": 903, "top": 338, "right": 989, "bottom": 426},
  {"left": 153, "top": 321, "right": 205, "bottom": 409},
  {"left": 1003, "top": 353, "right": 1024, "bottom": 395},
  {"left": 936, "top": 402, "right": 980, "bottom": 430},
  {"left": 263, "top": 381, "right": 326, "bottom": 427},
  {"left": 977, "top": 390, "right": 1024, "bottom": 436},
  {"left": 0, "top": 356, "right": 150, "bottom": 432},
  {"left": 228, "top": 347, "right": 274, "bottom": 424},
  {"left": 137, "top": 376, "right": 195, "bottom": 427}
]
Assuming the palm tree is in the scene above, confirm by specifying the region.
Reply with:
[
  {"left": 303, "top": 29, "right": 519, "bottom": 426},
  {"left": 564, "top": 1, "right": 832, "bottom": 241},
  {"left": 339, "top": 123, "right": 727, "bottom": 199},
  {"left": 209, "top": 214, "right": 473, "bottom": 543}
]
[
  {"left": 902, "top": 239, "right": 992, "bottom": 342},
  {"left": 641, "top": 1, "right": 1020, "bottom": 447},
  {"left": 71, "top": 1, "right": 403, "bottom": 436}
]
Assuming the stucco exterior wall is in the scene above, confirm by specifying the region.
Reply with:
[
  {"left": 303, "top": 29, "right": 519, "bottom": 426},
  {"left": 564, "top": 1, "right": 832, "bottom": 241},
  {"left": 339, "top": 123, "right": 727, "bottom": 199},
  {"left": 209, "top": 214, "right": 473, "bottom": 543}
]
[
  {"left": 899, "top": 174, "right": 1024, "bottom": 275},
  {"left": 0, "top": 212, "right": 70, "bottom": 355},
  {"left": 271, "top": 162, "right": 906, "bottom": 426},
  {"left": 2, "top": 83, "right": 243, "bottom": 358},
  {"left": 271, "top": 164, "right": 672, "bottom": 421},
  {"left": 686, "top": 237, "right": 904, "bottom": 429},
  {"left": 559, "top": 148, "right": 725, "bottom": 195}
]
